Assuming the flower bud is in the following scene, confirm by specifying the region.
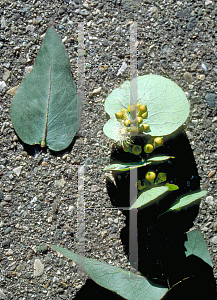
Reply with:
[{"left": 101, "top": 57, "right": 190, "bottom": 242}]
[
  {"left": 141, "top": 112, "right": 148, "bottom": 119},
  {"left": 136, "top": 102, "right": 141, "bottom": 108},
  {"left": 144, "top": 144, "right": 154, "bottom": 153},
  {"left": 154, "top": 137, "right": 163, "bottom": 147},
  {"left": 115, "top": 111, "right": 123, "bottom": 119},
  {"left": 140, "top": 123, "right": 150, "bottom": 132},
  {"left": 145, "top": 171, "right": 156, "bottom": 182},
  {"left": 123, "top": 144, "right": 131, "bottom": 152},
  {"left": 132, "top": 145, "right": 142, "bottom": 155},
  {"left": 124, "top": 119, "right": 131, "bottom": 127},
  {"left": 138, "top": 105, "right": 147, "bottom": 116},
  {"left": 135, "top": 116, "right": 143, "bottom": 124}
]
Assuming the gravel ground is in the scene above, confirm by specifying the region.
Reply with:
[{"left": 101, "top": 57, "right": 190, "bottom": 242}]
[{"left": 0, "top": 0, "right": 217, "bottom": 299}]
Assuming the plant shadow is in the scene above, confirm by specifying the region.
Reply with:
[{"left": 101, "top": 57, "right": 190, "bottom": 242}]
[
  {"left": 75, "top": 127, "right": 217, "bottom": 299},
  {"left": 106, "top": 127, "right": 216, "bottom": 291}
]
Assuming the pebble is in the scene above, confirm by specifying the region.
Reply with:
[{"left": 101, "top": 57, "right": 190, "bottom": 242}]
[
  {"left": 4, "top": 195, "right": 11, "bottom": 202},
  {"left": 138, "top": 59, "right": 145, "bottom": 70},
  {"left": 13, "top": 166, "right": 22, "bottom": 176},
  {"left": 5, "top": 249, "right": 13, "bottom": 256},
  {"left": 210, "top": 236, "right": 217, "bottom": 244},
  {"left": 101, "top": 230, "right": 108, "bottom": 238},
  {"left": 205, "top": 196, "right": 214, "bottom": 206},
  {"left": 201, "top": 63, "right": 207, "bottom": 72},
  {"left": 183, "top": 72, "right": 193, "bottom": 83},
  {"left": 196, "top": 74, "right": 205, "bottom": 81},
  {"left": 117, "top": 62, "right": 128, "bottom": 76},
  {"left": 205, "top": 93, "right": 216, "bottom": 107},
  {"left": 3, "top": 69, "right": 10, "bottom": 81},
  {"left": 54, "top": 177, "right": 66, "bottom": 187},
  {"left": 1, "top": 16, "right": 6, "bottom": 29},
  {"left": 205, "top": 0, "right": 213, "bottom": 5},
  {"left": 13, "top": 135, "right": 18, "bottom": 142},
  {"left": 208, "top": 170, "right": 216, "bottom": 178},
  {"left": 0, "top": 289, "right": 6, "bottom": 299},
  {"left": 2, "top": 240, "right": 10, "bottom": 247},
  {"left": 4, "top": 227, "right": 12, "bottom": 234},
  {"left": 26, "top": 24, "right": 35, "bottom": 32},
  {"left": 112, "top": 226, "right": 117, "bottom": 233},
  {"left": 91, "top": 185, "right": 100, "bottom": 192},
  {"left": 37, "top": 245, "right": 48, "bottom": 253},
  {"left": 34, "top": 259, "right": 44, "bottom": 277},
  {"left": 48, "top": 216, "right": 52, "bottom": 223},
  {"left": 24, "top": 66, "right": 33, "bottom": 75},
  {"left": 0, "top": 81, "right": 6, "bottom": 91},
  {"left": 190, "top": 62, "right": 198, "bottom": 72},
  {"left": 59, "top": 5, "right": 67, "bottom": 15},
  {"left": 32, "top": 19, "right": 39, "bottom": 25},
  {"left": 89, "top": 87, "right": 102, "bottom": 98}
]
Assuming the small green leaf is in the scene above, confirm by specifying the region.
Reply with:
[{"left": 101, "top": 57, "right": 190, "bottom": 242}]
[
  {"left": 147, "top": 156, "right": 173, "bottom": 163},
  {"left": 50, "top": 245, "right": 168, "bottom": 300},
  {"left": 165, "top": 183, "right": 179, "bottom": 191},
  {"left": 131, "top": 186, "right": 169, "bottom": 210},
  {"left": 185, "top": 229, "right": 212, "bottom": 267},
  {"left": 103, "top": 156, "right": 171, "bottom": 172},
  {"left": 10, "top": 26, "right": 81, "bottom": 151},
  {"left": 103, "top": 161, "right": 151, "bottom": 172},
  {"left": 164, "top": 190, "right": 207, "bottom": 213}
]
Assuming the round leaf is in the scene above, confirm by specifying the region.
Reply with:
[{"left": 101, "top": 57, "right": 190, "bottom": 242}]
[
  {"left": 104, "top": 75, "right": 189, "bottom": 141},
  {"left": 10, "top": 26, "right": 81, "bottom": 151}
]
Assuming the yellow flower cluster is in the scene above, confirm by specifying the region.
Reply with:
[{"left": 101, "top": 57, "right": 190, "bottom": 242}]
[{"left": 115, "top": 103, "right": 149, "bottom": 135}]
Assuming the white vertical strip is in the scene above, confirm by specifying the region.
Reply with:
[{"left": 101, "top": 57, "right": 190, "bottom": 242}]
[
  {"left": 129, "top": 22, "right": 138, "bottom": 274},
  {"left": 77, "top": 22, "right": 86, "bottom": 278},
  {"left": 77, "top": 165, "right": 86, "bottom": 278}
]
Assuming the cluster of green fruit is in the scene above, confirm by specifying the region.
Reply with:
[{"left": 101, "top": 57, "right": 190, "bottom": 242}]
[
  {"left": 123, "top": 136, "right": 164, "bottom": 155},
  {"left": 137, "top": 171, "right": 167, "bottom": 190},
  {"left": 115, "top": 103, "right": 149, "bottom": 135}
]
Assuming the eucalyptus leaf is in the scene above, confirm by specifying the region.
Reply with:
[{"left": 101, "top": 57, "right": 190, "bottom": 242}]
[
  {"left": 185, "top": 229, "right": 212, "bottom": 267},
  {"left": 103, "top": 156, "right": 171, "bottom": 172},
  {"left": 147, "top": 156, "right": 174, "bottom": 162},
  {"left": 164, "top": 190, "right": 207, "bottom": 213},
  {"left": 130, "top": 186, "right": 169, "bottom": 210},
  {"left": 104, "top": 75, "right": 189, "bottom": 141},
  {"left": 103, "top": 161, "right": 151, "bottom": 171},
  {"left": 10, "top": 26, "right": 81, "bottom": 151},
  {"left": 50, "top": 245, "right": 167, "bottom": 300}
]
